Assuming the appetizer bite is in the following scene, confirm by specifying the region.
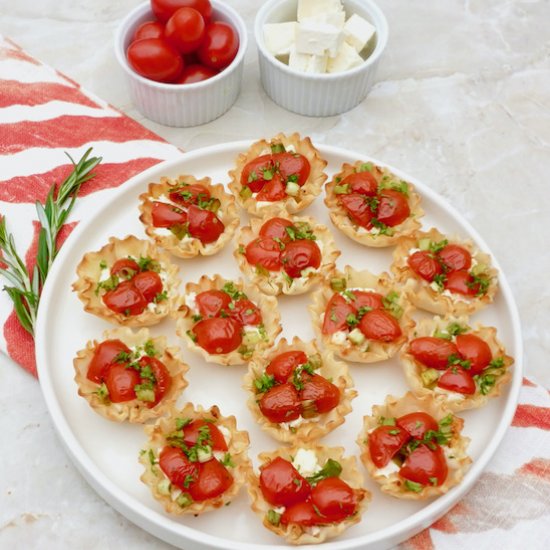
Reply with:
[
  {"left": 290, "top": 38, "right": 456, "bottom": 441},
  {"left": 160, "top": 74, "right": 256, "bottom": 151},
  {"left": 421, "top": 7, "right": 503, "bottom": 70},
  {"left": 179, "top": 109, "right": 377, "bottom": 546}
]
[
  {"left": 309, "top": 266, "right": 415, "bottom": 363},
  {"left": 357, "top": 392, "right": 471, "bottom": 499},
  {"left": 175, "top": 274, "right": 281, "bottom": 365},
  {"left": 228, "top": 133, "right": 327, "bottom": 216},
  {"left": 73, "top": 328, "right": 188, "bottom": 422},
  {"left": 391, "top": 228, "right": 498, "bottom": 315},
  {"left": 234, "top": 214, "right": 340, "bottom": 296},
  {"left": 401, "top": 316, "right": 513, "bottom": 411},
  {"left": 244, "top": 337, "right": 356, "bottom": 443},
  {"left": 73, "top": 235, "right": 179, "bottom": 326},
  {"left": 248, "top": 444, "right": 369, "bottom": 544},
  {"left": 325, "top": 160, "right": 423, "bottom": 247},
  {"left": 138, "top": 174, "right": 239, "bottom": 259},
  {"left": 140, "top": 403, "right": 250, "bottom": 514}
]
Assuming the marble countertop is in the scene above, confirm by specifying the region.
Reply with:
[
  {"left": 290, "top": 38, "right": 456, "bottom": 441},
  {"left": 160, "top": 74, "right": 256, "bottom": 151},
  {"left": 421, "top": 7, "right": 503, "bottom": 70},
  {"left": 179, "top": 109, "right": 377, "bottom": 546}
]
[{"left": 1, "top": 0, "right": 549, "bottom": 548}]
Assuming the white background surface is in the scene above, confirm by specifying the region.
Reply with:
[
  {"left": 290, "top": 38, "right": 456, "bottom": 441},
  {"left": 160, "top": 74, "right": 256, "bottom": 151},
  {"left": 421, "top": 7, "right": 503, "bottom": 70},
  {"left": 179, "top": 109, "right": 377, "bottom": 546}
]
[{"left": 1, "top": 0, "right": 549, "bottom": 548}]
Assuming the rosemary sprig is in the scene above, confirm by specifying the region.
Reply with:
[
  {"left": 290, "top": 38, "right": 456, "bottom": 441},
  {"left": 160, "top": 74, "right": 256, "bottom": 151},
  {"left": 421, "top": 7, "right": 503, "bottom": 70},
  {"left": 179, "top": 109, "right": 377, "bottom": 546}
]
[{"left": 0, "top": 148, "right": 102, "bottom": 335}]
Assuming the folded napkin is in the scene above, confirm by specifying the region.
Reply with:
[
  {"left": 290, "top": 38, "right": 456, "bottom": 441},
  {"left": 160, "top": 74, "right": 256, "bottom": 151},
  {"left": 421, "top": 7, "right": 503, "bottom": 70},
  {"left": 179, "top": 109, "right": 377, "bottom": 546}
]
[{"left": 0, "top": 35, "right": 548, "bottom": 550}]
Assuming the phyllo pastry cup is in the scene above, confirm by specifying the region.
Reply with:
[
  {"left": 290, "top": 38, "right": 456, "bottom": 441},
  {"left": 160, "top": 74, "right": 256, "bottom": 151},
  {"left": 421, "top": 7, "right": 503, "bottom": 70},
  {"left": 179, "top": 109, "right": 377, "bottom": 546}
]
[
  {"left": 174, "top": 274, "right": 282, "bottom": 365},
  {"left": 140, "top": 403, "right": 250, "bottom": 515},
  {"left": 391, "top": 227, "right": 499, "bottom": 315},
  {"left": 357, "top": 392, "right": 471, "bottom": 499},
  {"left": 324, "top": 160, "right": 423, "bottom": 247},
  {"left": 138, "top": 174, "right": 239, "bottom": 259},
  {"left": 309, "top": 266, "right": 415, "bottom": 363},
  {"left": 73, "top": 235, "right": 179, "bottom": 327},
  {"left": 234, "top": 213, "right": 340, "bottom": 296},
  {"left": 244, "top": 337, "right": 356, "bottom": 443},
  {"left": 228, "top": 132, "right": 327, "bottom": 217},
  {"left": 73, "top": 327, "right": 188, "bottom": 423}
]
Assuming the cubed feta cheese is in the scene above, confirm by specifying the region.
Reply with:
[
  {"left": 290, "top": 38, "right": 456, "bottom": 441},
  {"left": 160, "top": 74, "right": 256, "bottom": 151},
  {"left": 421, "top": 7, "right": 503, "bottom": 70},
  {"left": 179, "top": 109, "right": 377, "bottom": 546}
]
[
  {"left": 343, "top": 13, "right": 376, "bottom": 53},
  {"left": 331, "top": 330, "right": 348, "bottom": 345},
  {"left": 289, "top": 48, "right": 328, "bottom": 74},
  {"left": 292, "top": 448, "right": 321, "bottom": 477},
  {"left": 295, "top": 21, "right": 343, "bottom": 57},
  {"left": 263, "top": 22, "right": 297, "bottom": 57},
  {"left": 327, "top": 41, "right": 364, "bottom": 73},
  {"left": 297, "top": 0, "right": 344, "bottom": 23},
  {"left": 302, "top": 11, "right": 345, "bottom": 30}
]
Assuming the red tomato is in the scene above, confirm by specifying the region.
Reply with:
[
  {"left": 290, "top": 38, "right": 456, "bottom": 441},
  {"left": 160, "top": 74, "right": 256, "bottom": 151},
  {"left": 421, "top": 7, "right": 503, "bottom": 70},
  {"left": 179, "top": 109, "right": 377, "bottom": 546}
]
[
  {"left": 133, "top": 270, "right": 163, "bottom": 302},
  {"left": 280, "top": 500, "right": 330, "bottom": 526},
  {"left": 396, "top": 412, "right": 439, "bottom": 440},
  {"left": 359, "top": 309, "right": 402, "bottom": 342},
  {"left": 368, "top": 425, "right": 410, "bottom": 468},
  {"left": 240, "top": 154, "right": 272, "bottom": 193},
  {"left": 229, "top": 298, "right": 262, "bottom": 326},
  {"left": 127, "top": 38, "right": 184, "bottom": 83},
  {"left": 195, "top": 289, "right": 231, "bottom": 318},
  {"left": 281, "top": 240, "right": 321, "bottom": 278},
  {"left": 103, "top": 280, "right": 147, "bottom": 316},
  {"left": 455, "top": 334, "right": 492, "bottom": 375},
  {"left": 187, "top": 204, "right": 224, "bottom": 244},
  {"left": 255, "top": 173, "right": 286, "bottom": 202},
  {"left": 339, "top": 193, "right": 375, "bottom": 228},
  {"left": 151, "top": 201, "right": 187, "bottom": 228},
  {"left": 375, "top": 189, "right": 410, "bottom": 227},
  {"left": 245, "top": 237, "right": 282, "bottom": 271},
  {"left": 138, "top": 356, "right": 172, "bottom": 406},
  {"left": 165, "top": 7, "right": 205, "bottom": 54},
  {"left": 352, "top": 290, "right": 384, "bottom": 310},
  {"left": 197, "top": 21, "right": 239, "bottom": 70},
  {"left": 399, "top": 444, "right": 448, "bottom": 486},
  {"left": 151, "top": 0, "right": 212, "bottom": 23},
  {"left": 103, "top": 363, "right": 140, "bottom": 402},
  {"left": 259, "top": 217, "right": 294, "bottom": 244},
  {"left": 188, "top": 458, "right": 233, "bottom": 501},
  {"left": 322, "top": 294, "right": 356, "bottom": 335},
  {"left": 259, "top": 456, "right": 311, "bottom": 507},
  {"left": 169, "top": 184, "right": 210, "bottom": 206},
  {"left": 110, "top": 258, "right": 140, "bottom": 278},
  {"left": 133, "top": 21, "right": 165, "bottom": 41},
  {"left": 265, "top": 351, "right": 308, "bottom": 384},
  {"left": 407, "top": 250, "right": 442, "bottom": 282},
  {"left": 438, "top": 244, "right": 471, "bottom": 273},
  {"left": 159, "top": 446, "right": 199, "bottom": 489},
  {"left": 444, "top": 270, "right": 478, "bottom": 296},
  {"left": 311, "top": 477, "right": 357, "bottom": 521},
  {"left": 193, "top": 317, "right": 242, "bottom": 354},
  {"left": 183, "top": 419, "right": 228, "bottom": 451},
  {"left": 341, "top": 171, "right": 378, "bottom": 196},
  {"left": 272, "top": 152, "right": 310, "bottom": 186},
  {"left": 87, "top": 339, "right": 131, "bottom": 383},
  {"left": 259, "top": 383, "right": 301, "bottom": 423},
  {"left": 438, "top": 366, "right": 476, "bottom": 394},
  {"left": 176, "top": 63, "right": 217, "bottom": 84},
  {"left": 408, "top": 336, "right": 458, "bottom": 370},
  {"left": 300, "top": 374, "right": 340, "bottom": 415}
]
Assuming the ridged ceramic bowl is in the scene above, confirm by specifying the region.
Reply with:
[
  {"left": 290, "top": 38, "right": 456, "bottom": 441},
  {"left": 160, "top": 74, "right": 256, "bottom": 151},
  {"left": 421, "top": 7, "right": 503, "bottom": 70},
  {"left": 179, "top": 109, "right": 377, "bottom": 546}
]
[
  {"left": 254, "top": 0, "right": 388, "bottom": 117},
  {"left": 114, "top": 1, "right": 247, "bottom": 127}
]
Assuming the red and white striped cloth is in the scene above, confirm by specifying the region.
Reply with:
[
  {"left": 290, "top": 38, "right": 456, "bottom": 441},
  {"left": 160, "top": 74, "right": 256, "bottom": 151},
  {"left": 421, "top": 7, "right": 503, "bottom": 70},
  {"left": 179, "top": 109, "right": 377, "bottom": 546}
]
[{"left": 0, "top": 35, "right": 548, "bottom": 550}]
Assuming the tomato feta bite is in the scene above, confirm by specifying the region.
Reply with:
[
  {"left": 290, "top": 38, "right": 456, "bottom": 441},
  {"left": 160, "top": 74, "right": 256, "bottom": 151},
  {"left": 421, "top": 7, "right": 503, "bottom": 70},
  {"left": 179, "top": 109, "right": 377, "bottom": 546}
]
[
  {"left": 400, "top": 315, "right": 513, "bottom": 411},
  {"left": 174, "top": 274, "right": 282, "bottom": 365},
  {"left": 244, "top": 337, "right": 356, "bottom": 443},
  {"left": 138, "top": 174, "right": 239, "bottom": 259},
  {"left": 228, "top": 133, "right": 327, "bottom": 217},
  {"left": 140, "top": 403, "right": 250, "bottom": 514},
  {"left": 73, "top": 235, "right": 179, "bottom": 326},
  {"left": 309, "top": 266, "right": 415, "bottom": 363},
  {"left": 324, "top": 160, "right": 423, "bottom": 247},
  {"left": 73, "top": 328, "right": 188, "bottom": 422},
  {"left": 234, "top": 214, "right": 340, "bottom": 296},
  {"left": 391, "top": 228, "right": 499, "bottom": 315},
  {"left": 357, "top": 392, "right": 471, "bottom": 499},
  {"left": 247, "top": 444, "right": 369, "bottom": 544}
]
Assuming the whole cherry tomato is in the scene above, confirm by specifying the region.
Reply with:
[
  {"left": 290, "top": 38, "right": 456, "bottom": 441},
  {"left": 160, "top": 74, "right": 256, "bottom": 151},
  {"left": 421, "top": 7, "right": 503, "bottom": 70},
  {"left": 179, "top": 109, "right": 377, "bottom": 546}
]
[
  {"left": 103, "top": 280, "right": 147, "bottom": 316},
  {"left": 169, "top": 184, "right": 210, "bottom": 206},
  {"left": 133, "top": 21, "right": 165, "bottom": 41},
  {"left": 159, "top": 446, "right": 199, "bottom": 489},
  {"left": 375, "top": 189, "right": 410, "bottom": 227},
  {"left": 110, "top": 258, "right": 140, "bottom": 279},
  {"left": 399, "top": 444, "right": 448, "bottom": 486},
  {"left": 444, "top": 270, "right": 478, "bottom": 296},
  {"left": 259, "top": 383, "right": 301, "bottom": 423},
  {"left": 197, "top": 21, "right": 239, "bottom": 70},
  {"left": 151, "top": 201, "right": 187, "bottom": 228},
  {"left": 300, "top": 374, "right": 340, "bottom": 415},
  {"left": 408, "top": 336, "right": 458, "bottom": 370},
  {"left": 138, "top": 356, "right": 172, "bottom": 406},
  {"left": 281, "top": 240, "right": 321, "bottom": 278},
  {"left": 165, "top": 7, "right": 205, "bottom": 54},
  {"left": 322, "top": 294, "right": 356, "bottom": 335},
  {"left": 358, "top": 309, "right": 402, "bottom": 342},
  {"left": 245, "top": 237, "right": 282, "bottom": 271},
  {"left": 103, "top": 363, "right": 140, "bottom": 402},
  {"left": 229, "top": 298, "right": 262, "bottom": 326},
  {"left": 339, "top": 193, "right": 375, "bottom": 228},
  {"left": 256, "top": 173, "right": 286, "bottom": 202},
  {"left": 133, "top": 270, "right": 163, "bottom": 302},
  {"left": 352, "top": 290, "right": 384, "bottom": 311},
  {"left": 183, "top": 419, "right": 228, "bottom": 451},
  {"left": 438, "top": 366, "right": 476, "bottom": 394},
  {"left": 280, "top": 501, "right": 329, "bottom": 526},
  {"left": 407, "top": 250, "right": 442, "bottom": 282},
  {"left": 272, "top": 152, "right": 310, "bottom": 186},
  {"left": 195, "top": 289, "right": 231, "bottom": 318},
  {"left": 188, "top": 458, "right": 233, "bottom": 501},
  {"left": 187, "top": 204, "right": 224, "bottom": 244},
  {"left": 193, "top": 317, "right": 242, "bottom": 354},
  {"left": 341, "top": 171, "right": 378, "bottom": 196},
  {"left": 151, "top": 0, "right": 212, "bottom": 23},
  {"left": 438, "top": 244, "right": 471, "bottom": 273},
  {"left": 127, "top": 38, "right": 184, "bottom": 83},
  {"left": 240, "top": 154, "right": 272, "bottom": 193},
  {"left": 397, "top": 412, "right": 439, "bottom": 440},
  {"left": 368, "top": 425, "right": 410, "bottom": 468},
  {"left": 311, "top": 477, "right": 357, "bottom": 521},
  {"left": 259, "top": 217, "right": 294, "bottom": 244},
  {"left": 455, "top": 333, "right": 492, "bottom": 375},
  {"left": 87, "top": 339, "right": 131, "bottom": 383},
  {"left": 176, "top": 63, "right": 218, "bottom": 84},
  {"left": 265, "top": 351, "right": 308, "bottom": 384},
  {"left": 259, "top": 456, "right": 311, "bottom": 506}
]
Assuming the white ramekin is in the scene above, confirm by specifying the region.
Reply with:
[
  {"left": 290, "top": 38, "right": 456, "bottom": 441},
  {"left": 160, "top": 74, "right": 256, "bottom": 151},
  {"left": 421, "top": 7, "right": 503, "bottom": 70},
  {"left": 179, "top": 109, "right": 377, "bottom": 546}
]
[
  {"left": 254, "top": 0, "right": 388, "bottom": 117},
  {"left": 114, "top": 1, "right": 247, "bottom": 127}
]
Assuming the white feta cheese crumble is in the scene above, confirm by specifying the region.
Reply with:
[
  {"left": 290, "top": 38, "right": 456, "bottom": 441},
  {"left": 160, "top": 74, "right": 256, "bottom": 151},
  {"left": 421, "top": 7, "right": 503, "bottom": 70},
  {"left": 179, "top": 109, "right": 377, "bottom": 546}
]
[
  {"left": 263, "top": 22, "right": 297, "bottom": 56},
  {"left": 98, "top": 267, "right": 110, "bottom": 282},
  {"left": 185, "top": 292, "right": 197, "bottom": 311},
  {"left": 377, "top": 460, "right": 400, "bottom": 476},
  {"left": 289, "top": 47, "right": 328, "bottom": 73},
  {"left": 292, "top": 448, "right": 321, "bottom": 477},
  {"left": 434, "top": 387, "right": 466, "bottom": 403},
  {"left": 327, "top": 41, "right": 364, "bottom": 73},
  {"left": 343, "top": 13, "right": 376, "bottom": 53},
  {"left": 331, "top": 330, "right": 348, "bottom": 345},
  {"left": 218, "top": 425, "right": 232, "bottom": 445},
  {"left": 443, "top": 446, "right": 460, "bottom": 469}
]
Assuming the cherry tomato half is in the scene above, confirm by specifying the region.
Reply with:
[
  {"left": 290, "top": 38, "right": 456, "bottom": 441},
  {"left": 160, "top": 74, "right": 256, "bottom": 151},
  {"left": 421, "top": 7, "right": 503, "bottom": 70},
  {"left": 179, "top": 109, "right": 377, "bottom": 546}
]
[
  {"left": 159, "top": 446, "right": 199, "bottom": 489},
  {"left": 183, "top": 419, "right": 228, "bottom": 451},
  {"left": 259, "top": 456, "right": 311, "bottom": 507},
  {"left": 87, "top": 339, "right": 131, "bottom": 383},
  {"left": 127, "top": 37, "right": 184, "bottom": 83},
  {"left": 408, "top": 336, "right": 458, "bottom": 370},
  {"left": 396, "top": 412, "right": 439, "bottom": 440},
  {"left": 255, "top": 173, "right": 286, "bottom": 202},
  {"left": 151, "top": 0, "right": 212, "bottom": 24},
  {"left": 444, "top": 270, "right": 478, "bottom": 296},
  {"left": 259, "top": 382, "right": 301, "bottom": 423},
  {"left": 438, "top": 366, "right": 476, "bottom": 394},
  {"left": 341, "top": 171, "right": 378, "bottom": 196},
  {"left": 280, "top": 500, "right": 330, "bottom": 526},
  {"left": 169, "top": 184, "right": 210, "bottom": 206},
  {"left": 138, "top": 356, "right": 172, "bottom": 406},
  {"left": 300, "top": 374, "right": 340, "bottom": 415},
  {"left": 352, "top": 290, "right": 384, "bottom": 311},
  {"left": 240, "top": 154, "right": 272, "bottom": 193},
  {"left": 358, "top": 309, "right": 402, "bottom": 342},
  {"left": 259, "top": 217, "right": 294, "bottom": 244},
  {"left": 375, "top": 189, "right": 410, "bottom": 227},
  {"left": 193, "top": 317, "right": 242, "bottom": 354},
  {"left": 272, "top": 152, "right": 310, "bottom": 186},
  {"left": 245, "top": 237, "right": 282, "bottom": 271},
  {"left": 110, "top": 258, "right": 140, "bottom": 279},
  {"left": 187, "top": 204, "right": 224, "bottom": 244},
  {"left": 399, "top": 444, "right": 448, "bottom": 487},
  {"left": 151, "top": 201, "right": 187, "bottom": 228},
  {"left": 165, "top": 7, "right": 205, "bottom": 54},
  {"left": 455, "top": 333, "right": 492, "bottom": 375},
  {"left": 103, "top": 280, "right": 147, "bottom": 316},
  {"left": 311, "top": 477, "right": 357, "bottom": 521},
  {"left": 407, "top": 250, "right": 442, "bottom": 282},
  {"left": 322, "top": 294, "right": 356, "bottom": 335},
  {"left": 188, "top": 458, "right": 233, "bottom": 501},
  {"left": 197, "top": 21, "right": 239, "bottom": 70},
  {"left": 176, "top": 63, "right": 218, "bottom": 84},
  {"left": 265, "top": 351, "right": 308, "bottom": 384},
  {"left": 103, "top": 363, "right": 140, "bottom": 402},
  {"left": 368, "top": 425, "right": 410, "bottom": 468},
  {"left": 339, "top": 193, "right": 375, "bottom": 229},
  {"left": 229, "top": 298, "right": 262, "bottom": 326},
  {"left": 438, "top": 244, "right": 471, "bottom": 273},
  {"left": 133, "top": 270, "right": 163, "bottom": 302},
  {"left": 195, "top": 289, "right": 231, "bottom": 318},
  {"left": 281, "top": 240, "right": 321, "bottom": 279}
]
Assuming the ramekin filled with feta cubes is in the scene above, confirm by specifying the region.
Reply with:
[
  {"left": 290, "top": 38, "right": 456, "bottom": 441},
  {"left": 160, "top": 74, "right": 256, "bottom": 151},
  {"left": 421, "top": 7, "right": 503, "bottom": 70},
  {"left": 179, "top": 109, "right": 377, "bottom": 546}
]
[{"left": 254, "top": 0, "right": 388, "bottom": 116}]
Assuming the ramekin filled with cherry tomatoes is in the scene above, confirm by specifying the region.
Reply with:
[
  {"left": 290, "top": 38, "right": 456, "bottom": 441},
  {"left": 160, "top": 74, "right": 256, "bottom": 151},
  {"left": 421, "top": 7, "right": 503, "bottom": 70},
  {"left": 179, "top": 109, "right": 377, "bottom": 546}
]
[{"left": 114, "top": 1, "right": 247, "bottom": 126}]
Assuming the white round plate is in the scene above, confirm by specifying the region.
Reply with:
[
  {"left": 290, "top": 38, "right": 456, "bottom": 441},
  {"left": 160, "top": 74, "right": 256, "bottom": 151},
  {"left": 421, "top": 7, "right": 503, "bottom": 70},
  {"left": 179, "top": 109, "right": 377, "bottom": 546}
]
[{"left": 35, "top": 142, "right": 522, "bottom": 550}]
